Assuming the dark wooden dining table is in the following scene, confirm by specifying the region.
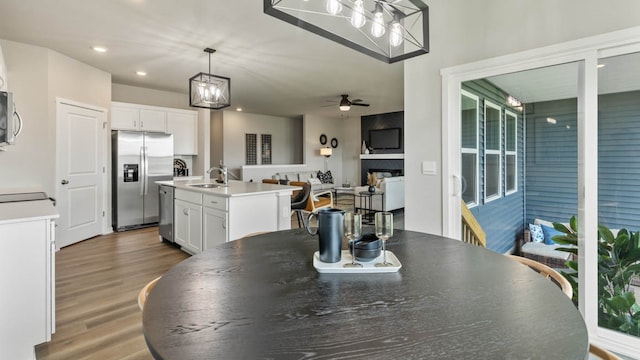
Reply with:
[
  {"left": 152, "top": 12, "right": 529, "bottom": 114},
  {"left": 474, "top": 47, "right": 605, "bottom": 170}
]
[{"left": 142, "top": 229, "right": 588, "bottom": 359}]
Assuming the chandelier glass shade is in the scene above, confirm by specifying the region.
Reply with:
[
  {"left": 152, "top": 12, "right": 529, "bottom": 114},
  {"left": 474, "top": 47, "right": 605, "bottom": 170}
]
[
  {"left": 189, "top": 48, "right": 231, "bottom": 110},
  {"left": 264, "top": 0, "right": 429, "bottom": 63}
]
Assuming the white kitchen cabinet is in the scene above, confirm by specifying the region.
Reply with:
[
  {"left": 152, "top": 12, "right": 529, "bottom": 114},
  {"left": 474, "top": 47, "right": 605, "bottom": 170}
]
[
  {"left": 174, "top": 189, "right": 203, "bottom": 254},
  {"left": 139, "top": 108, "right": 167, "bottom": 132},
  {"left": 203, "top": 207, "right": 227, "bottom": 250},
  {"left": 111, "top": 102, "right": 166, "bottom": 132},
  {"left": 167, "top": 111, "right": 198, "bottom": 155},
  {"left": 0, "top": 201, "right": 57, "bottom": 360}
]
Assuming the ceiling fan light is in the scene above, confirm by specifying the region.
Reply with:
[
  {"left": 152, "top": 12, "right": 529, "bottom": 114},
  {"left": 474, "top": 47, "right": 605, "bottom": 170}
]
[{"left": 339, "top": 105, "right": 351, "bottom": 111}]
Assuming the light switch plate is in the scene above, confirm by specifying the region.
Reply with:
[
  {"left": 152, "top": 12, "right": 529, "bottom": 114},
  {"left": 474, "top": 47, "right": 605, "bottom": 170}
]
[{"left": 422, "top": 161, "right": 437, "bottom": 175}]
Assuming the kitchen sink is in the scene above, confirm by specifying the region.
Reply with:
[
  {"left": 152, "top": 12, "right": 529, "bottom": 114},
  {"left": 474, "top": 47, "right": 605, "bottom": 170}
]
[{"left": 188, "top": 183, "right": 221, "bottom": 188}]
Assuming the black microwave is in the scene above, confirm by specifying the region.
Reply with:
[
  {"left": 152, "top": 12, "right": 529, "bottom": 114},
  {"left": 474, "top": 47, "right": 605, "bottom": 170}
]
[{"left": 0, "top": 91, "right": 22, "bottom": 146}]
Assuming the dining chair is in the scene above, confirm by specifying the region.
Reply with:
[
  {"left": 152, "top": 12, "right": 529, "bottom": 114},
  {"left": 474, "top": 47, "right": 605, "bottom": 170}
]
[
  {"left": 589, "top": 343, "right": 621, "bottom": 360},
  {"left": 289, "top": 182, "right": 311, "bottom": 228},
  {"left": 262, "top": 179, "right": 279, "bottom": 184},
  {"left": 506, "top": 254, "right": 573, "bottom": 299},
  {"left": 289, "top": 181, "right": 334, "bottom": 213},
  {"left": 137, "top": 276, "right": 162, "bottom": 311}
]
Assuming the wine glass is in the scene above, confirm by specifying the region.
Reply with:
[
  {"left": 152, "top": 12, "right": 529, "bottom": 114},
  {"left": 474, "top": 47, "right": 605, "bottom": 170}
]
[
  {"left": 374, "top": 212, "right": 394, "bottom": 267},
  {"left": 343, "top": 212, "right": 363, "bottom": 268}
]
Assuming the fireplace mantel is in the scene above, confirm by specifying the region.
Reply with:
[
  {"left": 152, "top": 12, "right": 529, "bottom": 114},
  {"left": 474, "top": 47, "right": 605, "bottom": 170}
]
[{"left": 360, "top": 154, "right": 404, "bottom": 160}]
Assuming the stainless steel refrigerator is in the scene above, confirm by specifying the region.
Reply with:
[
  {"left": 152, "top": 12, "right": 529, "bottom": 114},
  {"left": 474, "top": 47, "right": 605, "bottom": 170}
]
[{"left": 112, "top": 130, "right": 173, "bottom": 231}]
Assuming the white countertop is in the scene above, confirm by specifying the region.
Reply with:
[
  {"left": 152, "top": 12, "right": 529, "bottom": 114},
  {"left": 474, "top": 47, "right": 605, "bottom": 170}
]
[
  {"left": 156, "top": 179, "right": 301, "bottom": 197},
  {"left": 0, "top": 199, "right": 59, "bottom": 225}
]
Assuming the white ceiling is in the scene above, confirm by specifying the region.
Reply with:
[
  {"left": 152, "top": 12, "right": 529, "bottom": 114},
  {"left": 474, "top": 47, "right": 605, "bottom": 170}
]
[{"left": 0, "top": 0, "right": 404, "bottom": 118}]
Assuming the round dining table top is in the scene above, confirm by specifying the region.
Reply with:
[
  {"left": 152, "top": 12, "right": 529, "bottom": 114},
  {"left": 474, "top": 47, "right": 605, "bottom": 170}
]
[{"left": 142, "top": 229, "right": 588, "bottom": 359}]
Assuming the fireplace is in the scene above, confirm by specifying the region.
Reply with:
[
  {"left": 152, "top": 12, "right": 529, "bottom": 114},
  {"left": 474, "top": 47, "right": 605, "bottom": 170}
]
[{"left": 361, "top": 159, "right": 404, "bottom": 185}]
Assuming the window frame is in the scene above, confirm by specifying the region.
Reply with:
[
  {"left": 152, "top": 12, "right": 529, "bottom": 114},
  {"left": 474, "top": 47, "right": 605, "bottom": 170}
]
[
  {"left": 504, "top": 110, "right": 518, "bottom": 195},
  {"left": 461, "top": 89, "right": 479, "bottom": 207},
  {"left": 484, "top": 100, "right": 502, "bottom": 203}
]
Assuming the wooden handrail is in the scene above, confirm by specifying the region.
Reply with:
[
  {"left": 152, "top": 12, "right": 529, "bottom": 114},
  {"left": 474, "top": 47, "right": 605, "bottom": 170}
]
[{"left": 461, "top": 200, "right": 486, "bottom": 247}]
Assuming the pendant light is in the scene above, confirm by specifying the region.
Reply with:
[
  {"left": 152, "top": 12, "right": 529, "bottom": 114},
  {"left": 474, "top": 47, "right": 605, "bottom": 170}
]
[
  {"left": 264, "top": 0, "right": 429, "bottom": 64},
  {"left": 189, "top": 48, "right": 231, "bottom": 110}
]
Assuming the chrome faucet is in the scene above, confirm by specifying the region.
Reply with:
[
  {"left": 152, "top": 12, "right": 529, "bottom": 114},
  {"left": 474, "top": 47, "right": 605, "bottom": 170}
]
[{"left": 206, "top": 161, "right": 235, "bottom": 185}]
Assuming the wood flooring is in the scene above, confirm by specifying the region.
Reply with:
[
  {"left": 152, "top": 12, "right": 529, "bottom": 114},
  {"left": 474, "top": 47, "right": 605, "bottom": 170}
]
[{"left": 35, "top": 227, "right": 189, "bottom": 360}]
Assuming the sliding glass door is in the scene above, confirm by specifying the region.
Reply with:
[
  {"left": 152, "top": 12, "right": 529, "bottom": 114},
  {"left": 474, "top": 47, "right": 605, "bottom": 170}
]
[{"left": 443, "top": 28, "right": 640, "bottom": 357}]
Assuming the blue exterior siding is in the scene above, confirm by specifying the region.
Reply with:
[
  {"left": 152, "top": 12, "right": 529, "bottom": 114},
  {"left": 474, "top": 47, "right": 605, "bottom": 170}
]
[
  {"left": 463, "top": 80, "right": 525, "bottom": 253},
  {"left": 525, "top": 91, "right": 640, "bottom": 231},
  {"left": 525, "top": 98, "right": 578, "bottom": 225},
  {"left": 598, "top": 91, "right": 640, "bottom": 230}
]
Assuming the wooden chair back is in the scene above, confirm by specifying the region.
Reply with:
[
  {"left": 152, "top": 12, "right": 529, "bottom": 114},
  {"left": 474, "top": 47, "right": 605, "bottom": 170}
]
[
  {"left": 589, "top": 343, "right": 621, "bottom": 360},
  {"left": 138, "top": 276, "right": 162, "bottom": 311},
  {"left": 461, "top": 200, "right": 486, "bottom": 247},
  {"left": 262, "top": 179, "right": 279, "bottom": 184},
  {"left": 289, "top": 181, "right": 333, "bottom": 212},
  {"left": 506, "top": 255, "right": 573, "bottom": 299}
]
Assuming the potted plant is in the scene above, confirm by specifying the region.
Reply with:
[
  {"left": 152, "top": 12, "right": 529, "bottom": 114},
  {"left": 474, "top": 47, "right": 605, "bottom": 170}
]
[{"left": 552, "top": 216, "right": 640, "bottom": 336}]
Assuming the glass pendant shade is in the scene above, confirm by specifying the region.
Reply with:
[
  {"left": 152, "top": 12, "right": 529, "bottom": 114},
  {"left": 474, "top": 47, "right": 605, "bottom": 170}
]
[
  {"left": 264, "top": 0, "right": 429, "bottom": 64},
  {"left": 189, "top": 48, "right": 231, "bottom": 110}
]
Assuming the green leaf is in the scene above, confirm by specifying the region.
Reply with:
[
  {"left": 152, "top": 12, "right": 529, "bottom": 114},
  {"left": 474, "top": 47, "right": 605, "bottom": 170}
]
[
  {"left": 553, "top": 222, "right": 571, "bottom": 235},
  {"left": 570, "top": 216, "right": 578, "bottom": 233},
  {"left": 599, "top": 225, "right": 615, "bottom": 244}
]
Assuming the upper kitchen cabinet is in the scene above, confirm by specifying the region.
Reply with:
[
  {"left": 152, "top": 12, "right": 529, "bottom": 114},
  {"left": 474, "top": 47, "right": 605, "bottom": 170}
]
[
  {"left": 110, "top": 102, "right": 198, "bottom": 155},
  {"left": 167, "top": 111, "right": 198, "bottom": 155},
  {"left": 111, "top": 102, "right": 166, "bottom": 132}
]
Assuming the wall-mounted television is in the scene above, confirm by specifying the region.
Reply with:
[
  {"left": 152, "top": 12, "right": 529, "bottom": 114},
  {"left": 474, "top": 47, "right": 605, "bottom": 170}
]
[{"left": 369, "top": 128, "right": 402, "bottom": 150}]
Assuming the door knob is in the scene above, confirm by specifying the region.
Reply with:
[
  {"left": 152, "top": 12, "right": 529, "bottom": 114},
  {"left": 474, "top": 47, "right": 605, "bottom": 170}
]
[{"left": 61, "top": 179, "right": 69, "bottom": 185}]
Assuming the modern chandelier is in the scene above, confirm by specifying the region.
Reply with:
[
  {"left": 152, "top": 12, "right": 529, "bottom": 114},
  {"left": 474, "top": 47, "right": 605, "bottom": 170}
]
[
  {"left": 189, "top": 48, "right": 231, "bottom": 110},
  {"left": 264, "top": 0, "right": 429, "bottom": 63}
]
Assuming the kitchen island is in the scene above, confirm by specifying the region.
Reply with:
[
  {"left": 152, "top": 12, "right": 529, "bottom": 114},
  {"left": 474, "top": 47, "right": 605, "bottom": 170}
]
[{"left": 156, "top": 179, "right": 301, "bottom": 254}]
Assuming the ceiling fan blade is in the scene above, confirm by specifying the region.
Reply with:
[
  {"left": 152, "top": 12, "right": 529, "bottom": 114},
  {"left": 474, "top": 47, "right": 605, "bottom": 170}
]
[
  {"left": 351, "top": 99, "right": 364, "bottom": 103},
  {"left": 351, "top": 102, "right": 370, "bottom": 107}
]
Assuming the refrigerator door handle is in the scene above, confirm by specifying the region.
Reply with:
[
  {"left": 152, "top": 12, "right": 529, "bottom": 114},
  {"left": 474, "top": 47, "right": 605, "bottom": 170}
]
[
  {"left": 140, "top": 146, "right": 145, "bottom": 196},
  {"left": 144, "top": 146, "right": 149, "bottom": 195}
]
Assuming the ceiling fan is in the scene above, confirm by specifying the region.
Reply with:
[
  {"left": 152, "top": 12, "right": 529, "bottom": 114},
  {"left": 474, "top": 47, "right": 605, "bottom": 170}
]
[{"left": 338, "top": 94, "right": 370, "bottom": 111}]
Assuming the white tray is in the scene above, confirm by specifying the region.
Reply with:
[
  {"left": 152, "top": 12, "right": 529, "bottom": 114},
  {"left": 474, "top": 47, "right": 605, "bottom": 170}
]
[{"left": 312, "top": 250, "right": 402, "bottom": 273}]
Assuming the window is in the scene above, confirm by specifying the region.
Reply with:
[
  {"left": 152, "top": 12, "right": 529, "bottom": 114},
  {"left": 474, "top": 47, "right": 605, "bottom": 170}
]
[
  {"left": 484, "top": 101, "right": 502, "bottom": 202},
  {"left": 505, "top": 110, "right": 517, "bottom": 194},
  {"left": 461, "top": 90, "right": 479, "bottom": 206}
]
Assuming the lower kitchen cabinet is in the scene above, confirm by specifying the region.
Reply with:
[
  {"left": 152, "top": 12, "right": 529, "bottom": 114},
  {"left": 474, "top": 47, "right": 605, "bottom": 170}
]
[
  {"left": 203, "top": 207, "right": 227, "bottom": 251},
  {"left": 174, "top": 199, "right": 202, "bottom": 254},
  {"left": 0, "top": 201, "right": 57, "bottom": 360}
]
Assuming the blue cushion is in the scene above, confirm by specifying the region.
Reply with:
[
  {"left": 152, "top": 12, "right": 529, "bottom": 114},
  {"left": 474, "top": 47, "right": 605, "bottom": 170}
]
[
  {"left": 541, "top": 224, "right": 563, "bottom": 245},
  {"left": 529, "top": 224, "right": 544, "bottom": 243}
]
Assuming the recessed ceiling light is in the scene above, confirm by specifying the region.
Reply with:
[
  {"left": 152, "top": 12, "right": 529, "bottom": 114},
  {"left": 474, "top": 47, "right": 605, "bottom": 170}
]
[
  {"left": 236, "top": 107, "right": 243, "bottom": 112},
  {"left": 597, "top": 64, "right": 606, "bottom": 68},
  {"left": 91, "top": 46, "right": 108, "bottom": 53},
  {"left": 136, "top": 71, "right": 147, "bottom": 76}
]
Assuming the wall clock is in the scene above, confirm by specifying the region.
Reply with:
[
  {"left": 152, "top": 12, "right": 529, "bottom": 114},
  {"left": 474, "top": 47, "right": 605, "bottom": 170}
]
[
  {"left": 331, "top": 138, "right": 338, "bottom": 148},
  {"left": 319, "top": 134, "right": 327, "bottom": 145}
]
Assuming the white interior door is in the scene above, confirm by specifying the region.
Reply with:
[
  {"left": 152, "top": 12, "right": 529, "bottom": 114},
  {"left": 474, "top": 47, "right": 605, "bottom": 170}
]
[{"left": 56, "top": 100, "right": 106, "bottom": 248}]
